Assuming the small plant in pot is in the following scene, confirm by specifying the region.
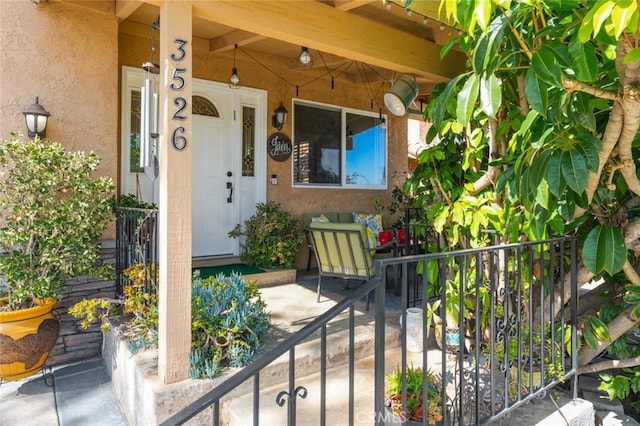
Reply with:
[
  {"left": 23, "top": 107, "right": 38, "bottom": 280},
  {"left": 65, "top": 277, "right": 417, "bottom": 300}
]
[
  {"left": 228, "top": 201, "right": 304, "bottom": 269},
  {"left": 0, "top": 134, "right": 115, "bottom": 381},
  {"left": 385, "top": 364, "right": 447, "bottom": 425}
]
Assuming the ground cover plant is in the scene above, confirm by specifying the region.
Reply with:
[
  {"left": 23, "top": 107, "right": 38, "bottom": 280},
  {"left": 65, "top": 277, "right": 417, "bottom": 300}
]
[{"left": 70, "top": 267, "right": 271, "bottom": 379}]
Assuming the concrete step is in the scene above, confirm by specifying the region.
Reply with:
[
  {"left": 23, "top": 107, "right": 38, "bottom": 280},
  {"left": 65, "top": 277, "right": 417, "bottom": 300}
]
[
  {"left": 224, "top": 347, "right": 445, "bottom": 426},
  {"left": 225, "top": 345, "right": 598, "bottom": 426}
]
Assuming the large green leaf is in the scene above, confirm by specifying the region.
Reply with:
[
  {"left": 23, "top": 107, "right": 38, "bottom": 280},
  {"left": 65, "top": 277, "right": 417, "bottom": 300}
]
[
  {"left": 625, "top": 47, "right": 640, "bottom": 64},
  {"left": 473, "top": 32, "right": 490, "bottom": 72},
  {"left": 589, "top": 316, "right": 611, "bottom": 342},
  {"left": 558, "top": 192, "right": 576, "bottom": 221},
  {"left": 582, "top": 225, "right": 627, "bottom": 275},
  {"left": 474, "top": 0, "right": 492, "bottom": 33},
  {"left": 480, "top": 73, "right": 502, "bottom": 118},
  {"left": 532, "top": 46, "right": 563, "bottom": 87},
  {"left": 477, "top": 14, "right": 508, "bottom": 75},
  {"left": 529, "top": 204, "right": 548, "bottom": 240},
  {"left": 528, "top": 150, "right": 552, "bottom": 191},
  {"left": 575, "top": 133, "right": 602, "bottom": 171},
  {"left": 432, "top": 76, "right": 461, "bottom": 132},
  {"left": 547, "top": 210, "right": 566, "bottom": 235},
  {"left": 560, "top": 150, "right": 588, "bottom": 193},
  {"left": 611, "top": 0, "right": 638, "bottom": 39},
  {"left": 568, "top": 36, "right": 599, "bottom": 82},
  {"left": 592, "top": 1, "right": 616, "bottom": 36},
  {"left": 535, "top": 179, "right": 550, "bottom": 209},
  {"left": 539, "top": 40, "right": 570, "bottom": 67},
  {"left": 578, "top": 0, "right": 611, "bottom": 42},
  {"left": 546, "top": 153, "right": 566, "bottom": 197},
  {"left": 506, "top": 210, "right": 521, "bottom": 242},
  {"left": 516, "top": 110, "right": 541, "bottom": 138},
  {"left": 568, "top": 92, "right": 597, "bottom": 132},
  {"left": 525, "top": 67, "right": 549, "bottom": 115},
  {"left": 457, "top": 74, "right": 480, "bottom": 126}
]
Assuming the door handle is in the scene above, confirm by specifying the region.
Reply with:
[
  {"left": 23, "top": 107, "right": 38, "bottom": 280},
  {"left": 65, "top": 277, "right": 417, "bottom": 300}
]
[{"left": 226, "top": 182, "right": 233, "bottom": 203}]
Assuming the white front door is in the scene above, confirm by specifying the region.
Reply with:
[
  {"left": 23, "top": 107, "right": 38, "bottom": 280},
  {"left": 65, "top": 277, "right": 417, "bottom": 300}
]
[
  {"left": 121, "top": 68, "right": 267, "bottom": 259},
  {"left": 192, "top": 109, "right": 236, "bottom": 257}
]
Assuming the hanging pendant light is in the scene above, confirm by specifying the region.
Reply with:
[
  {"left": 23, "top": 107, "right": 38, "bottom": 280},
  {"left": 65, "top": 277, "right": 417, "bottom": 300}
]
[
  {"left": 298, "top": 46, "right": 313, "bottom": 67},
  {"left": 229, "top": 44, "right": 241, "bottom": 89}
]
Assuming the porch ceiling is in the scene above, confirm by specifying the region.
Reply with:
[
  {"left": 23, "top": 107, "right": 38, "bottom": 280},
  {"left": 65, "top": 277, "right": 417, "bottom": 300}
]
[{"left": 71, "top": 0, "right": 466, "bottom": 100}]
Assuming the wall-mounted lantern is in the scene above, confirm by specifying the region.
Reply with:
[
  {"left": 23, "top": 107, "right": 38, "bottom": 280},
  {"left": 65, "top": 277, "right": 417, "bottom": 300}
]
[
  {"left": 272, "top": 102, "right": 288, "bottom": 130},
  {"left": 23, "top": 97, "right": 51, "bottom": 138}
]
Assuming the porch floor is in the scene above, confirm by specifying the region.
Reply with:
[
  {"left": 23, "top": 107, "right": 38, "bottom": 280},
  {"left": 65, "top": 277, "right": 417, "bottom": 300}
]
[{"left": 0, "top": 269, "right": 628, "bottom": 425}]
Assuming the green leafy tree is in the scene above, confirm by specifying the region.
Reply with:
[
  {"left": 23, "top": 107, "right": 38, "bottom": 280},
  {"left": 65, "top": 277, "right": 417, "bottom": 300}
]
[{"left": 408, "top": 0, "right": 640, "bottom": 397}]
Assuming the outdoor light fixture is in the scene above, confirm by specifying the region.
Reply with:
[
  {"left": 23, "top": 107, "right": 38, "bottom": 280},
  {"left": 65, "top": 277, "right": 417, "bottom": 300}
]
[
  {"left": 298, "top": 46, "right": 313, "bottom": 66},
  {"left": 23, "top": 97, "right": 50, "bottom": 138},
  {"left": 383, "top": 74, "right": 419, "bottom": 117},
  {"left": 272, "top": 102, "right": 288, "bottom": 130},
  {"left": 229, "top": 44, "right": 241, "bottom": 88}
]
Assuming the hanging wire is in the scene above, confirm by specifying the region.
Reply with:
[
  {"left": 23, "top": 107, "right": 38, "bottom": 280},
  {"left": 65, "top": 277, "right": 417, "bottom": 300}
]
[
  {"left": 238, "top": 47, "right": 295, "bottom": 87},
  {"left": 237, "top": 45, "right": 392, "bottom": 103},
  {"left": 382, "top": 0, "right": 451, "bottom": 32},
  {"left": 318, "top": 51, "right": 335, "bottom": 90},
  {"left": 356, "top": 62, "right": 385, "bottom": 111}
]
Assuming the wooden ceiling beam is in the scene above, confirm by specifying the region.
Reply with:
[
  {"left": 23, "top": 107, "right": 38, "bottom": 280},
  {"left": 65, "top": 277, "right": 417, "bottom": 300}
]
[
  {"left": 210, "top": 30, "right": 267, "bottom": 53},
  {"left": 115, "top": 0, "right": 143, "bottom": 21},
  {"left": 192, "top": 0, "right": 465, "bottom": 83},
  {"left": 333, "top": 0, "right": 376, "bottom": 12}
]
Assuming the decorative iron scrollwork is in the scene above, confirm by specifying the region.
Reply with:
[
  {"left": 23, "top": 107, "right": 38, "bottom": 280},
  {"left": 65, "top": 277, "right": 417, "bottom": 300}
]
[{"left": 276, "top": 386, "right": 308, "bottom": 407}]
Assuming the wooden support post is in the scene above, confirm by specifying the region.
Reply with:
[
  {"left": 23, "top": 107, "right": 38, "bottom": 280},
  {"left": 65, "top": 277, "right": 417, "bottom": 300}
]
[{"left": 158, "top": 0, "right": 192, "bottom": 384}]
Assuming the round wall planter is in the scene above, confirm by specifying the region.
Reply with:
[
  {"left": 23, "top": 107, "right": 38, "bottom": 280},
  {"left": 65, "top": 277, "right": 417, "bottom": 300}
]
[{"left": 0, "top": 299, "right": 59, "bottom": 381}]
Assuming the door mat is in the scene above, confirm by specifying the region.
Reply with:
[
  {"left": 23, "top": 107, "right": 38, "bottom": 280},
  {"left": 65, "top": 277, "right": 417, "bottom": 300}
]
[{"left": 193, "top": 263, "right": 265, "bottom": 280}]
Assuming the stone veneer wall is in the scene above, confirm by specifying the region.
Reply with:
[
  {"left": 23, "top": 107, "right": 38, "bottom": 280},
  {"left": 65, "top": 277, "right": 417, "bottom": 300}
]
[{"left": 46, "top": 240, "right": 116, "bottom": 367}]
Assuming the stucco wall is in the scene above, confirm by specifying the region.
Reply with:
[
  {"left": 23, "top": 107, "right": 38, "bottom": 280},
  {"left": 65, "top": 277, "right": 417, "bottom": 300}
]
[
  {"left": 120, "top": 32, "right": 411, "bottom": 269},
  {"left": 0, "top": 1, "right": 119, "bottom": 185},
  {"left": 0, "top": 2, "right": 411, "bottom": 271}
]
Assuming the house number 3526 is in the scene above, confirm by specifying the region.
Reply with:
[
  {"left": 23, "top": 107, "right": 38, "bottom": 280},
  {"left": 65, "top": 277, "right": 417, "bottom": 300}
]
[{"left": 170, "top": 38, "right": 188, "bottom": 151}]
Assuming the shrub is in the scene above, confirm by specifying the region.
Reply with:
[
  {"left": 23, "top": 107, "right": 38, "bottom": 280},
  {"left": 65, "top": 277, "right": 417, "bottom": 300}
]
[
  {"left": 0, "top": 134, "right": 115, "bottom": 310},
  {"left": 228, "top": 201, "right": 304, "bottom": 269}
]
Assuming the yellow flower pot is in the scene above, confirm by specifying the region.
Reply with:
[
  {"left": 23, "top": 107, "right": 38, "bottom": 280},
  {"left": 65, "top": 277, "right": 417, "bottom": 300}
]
[{"left": 0, "top": 298, "right": 59, "bottom": 381}]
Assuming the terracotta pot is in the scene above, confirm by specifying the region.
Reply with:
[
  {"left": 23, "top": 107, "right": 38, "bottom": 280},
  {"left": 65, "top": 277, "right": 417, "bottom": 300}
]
[{"left": 0, "top": 298, "right": 59, "bottom": 381}]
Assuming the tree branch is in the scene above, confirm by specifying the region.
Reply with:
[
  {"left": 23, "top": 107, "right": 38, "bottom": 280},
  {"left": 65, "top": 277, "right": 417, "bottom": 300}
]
[
  {"left": 578, "top": 304, "right": 640, "bottom": 366},
  {"left": 574, "top": 102, "right": 624, "bottom": 219},
  {"left": 578, "top": 356, "right": 640, "bottom": 375},
  {"left": 471, "top": 117, "right": 501, "bottom": 195},
  {"left": 563, "top": 78, "right": 619, "bottom": 101}
]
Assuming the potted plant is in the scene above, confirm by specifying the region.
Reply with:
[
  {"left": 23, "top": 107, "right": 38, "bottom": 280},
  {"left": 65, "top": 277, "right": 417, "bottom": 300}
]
[
  {"left": 0, "top": 134, "right": 115, "bottom": 381},
  {"left": 228, "top": 201, "right": 304, "bottom": 269},
  {"left": 385, "top": 364, "right": 447, "bottom": 425}
]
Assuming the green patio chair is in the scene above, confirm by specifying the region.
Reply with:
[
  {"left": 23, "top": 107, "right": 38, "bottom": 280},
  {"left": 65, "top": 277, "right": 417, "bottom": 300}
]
[{"left": 308, "top": 222, "right": 376, "bottom": 307}]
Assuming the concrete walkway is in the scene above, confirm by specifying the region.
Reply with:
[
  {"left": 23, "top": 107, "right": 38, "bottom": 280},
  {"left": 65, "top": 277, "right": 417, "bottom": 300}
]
[{"left": 0, "top": 356, "right": 127, "bottom": 426}]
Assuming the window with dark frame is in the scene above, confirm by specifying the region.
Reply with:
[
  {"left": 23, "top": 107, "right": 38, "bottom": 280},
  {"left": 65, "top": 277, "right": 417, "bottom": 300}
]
[{"left": 293, "top": 100, "right": 387, "bottom": 188}]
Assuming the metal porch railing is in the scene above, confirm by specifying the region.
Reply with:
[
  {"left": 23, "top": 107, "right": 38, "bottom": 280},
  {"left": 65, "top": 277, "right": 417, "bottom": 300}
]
[
  {"left": 115, "top": 206, "right": 158, "bottom": 295},
  {"left": 159, "top": 236, "right": 578, "bottom": 426}
]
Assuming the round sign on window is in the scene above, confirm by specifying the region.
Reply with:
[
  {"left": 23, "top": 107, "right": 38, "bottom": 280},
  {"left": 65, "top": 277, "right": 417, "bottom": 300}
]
[{"left": 268, "top": 132, "right": 292, "bottom": 162}]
